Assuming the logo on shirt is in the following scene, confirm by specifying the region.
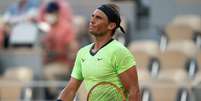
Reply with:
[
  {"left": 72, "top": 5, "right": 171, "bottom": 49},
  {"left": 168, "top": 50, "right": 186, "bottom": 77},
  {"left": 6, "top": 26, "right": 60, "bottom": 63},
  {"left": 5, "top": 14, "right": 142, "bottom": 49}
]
[
  {"left": 97, "top": 58, "right": 103, "bottom": 61},
  {"left": 81, "top": 58, "right": 85, "bottom": 62}
]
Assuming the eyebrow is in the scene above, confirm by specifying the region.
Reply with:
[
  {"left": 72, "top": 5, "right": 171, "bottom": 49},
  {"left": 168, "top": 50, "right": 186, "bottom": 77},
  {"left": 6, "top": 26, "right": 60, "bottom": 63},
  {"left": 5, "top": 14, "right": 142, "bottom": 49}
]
[{"left": 91, "top": 14, "right": 103, "bottom": 19}]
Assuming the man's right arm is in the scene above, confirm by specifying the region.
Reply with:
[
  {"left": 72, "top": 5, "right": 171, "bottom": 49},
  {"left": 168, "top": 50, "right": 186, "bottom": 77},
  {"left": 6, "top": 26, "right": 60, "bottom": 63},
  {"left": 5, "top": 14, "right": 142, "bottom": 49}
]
[{"left": 57, "top": 77, "right": 82, "bottom": 101}]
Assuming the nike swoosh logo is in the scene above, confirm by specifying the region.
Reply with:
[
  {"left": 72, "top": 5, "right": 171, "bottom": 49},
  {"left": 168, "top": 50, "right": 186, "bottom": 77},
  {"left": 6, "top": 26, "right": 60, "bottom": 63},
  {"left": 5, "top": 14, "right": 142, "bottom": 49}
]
[
  {"left": 81, "top": 58, "right": 85, "bottom": 62},
  {"left": 97, "top": 58, "right": 103, "bottom": 61}
]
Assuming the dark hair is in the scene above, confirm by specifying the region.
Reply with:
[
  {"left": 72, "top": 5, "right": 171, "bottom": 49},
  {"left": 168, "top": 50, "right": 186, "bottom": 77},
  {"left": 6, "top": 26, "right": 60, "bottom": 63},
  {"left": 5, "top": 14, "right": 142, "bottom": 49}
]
[
  {"left": 106, "top": 4, "right": 120, "bottom": 35},
  {"left": 98, "top": 4, "right": 125, "bottom": 36},
  {"left": 45, "top": 2, "right": 60, "bottom": 13},
  {"left": 106, "top": 4, "right": 120, "bottom": 14}
]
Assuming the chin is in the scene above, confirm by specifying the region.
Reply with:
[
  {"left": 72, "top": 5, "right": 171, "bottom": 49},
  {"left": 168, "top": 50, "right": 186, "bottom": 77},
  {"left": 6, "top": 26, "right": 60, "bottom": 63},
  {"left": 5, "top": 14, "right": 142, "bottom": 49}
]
[
  {"left": 88, "top": 29, "right": 93, "bottom": 33},
  {"left": 90, "top": 32, "right": 97, "bottom": 36}
]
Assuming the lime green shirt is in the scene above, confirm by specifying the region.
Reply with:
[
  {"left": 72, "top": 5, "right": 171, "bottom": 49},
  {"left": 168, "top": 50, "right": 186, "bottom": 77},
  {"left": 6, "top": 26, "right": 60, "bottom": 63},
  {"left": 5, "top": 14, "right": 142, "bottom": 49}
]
[{"left": 71, "top": 39, "right": 136, "bottom": 91}]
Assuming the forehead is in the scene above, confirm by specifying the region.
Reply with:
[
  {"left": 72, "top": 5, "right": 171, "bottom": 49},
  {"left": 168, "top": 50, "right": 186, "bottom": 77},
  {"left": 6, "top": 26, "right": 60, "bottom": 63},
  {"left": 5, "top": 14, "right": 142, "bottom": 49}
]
[{"left": 92, "top": 9, "right": 108, "bottom": 19}]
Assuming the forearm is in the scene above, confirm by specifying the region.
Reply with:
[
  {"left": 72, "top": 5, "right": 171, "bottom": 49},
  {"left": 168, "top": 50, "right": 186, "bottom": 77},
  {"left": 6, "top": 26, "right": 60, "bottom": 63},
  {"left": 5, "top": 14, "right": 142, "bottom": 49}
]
[
  {"left": 58, "top": 86, "right": 76, "bottom": 101},
  {"left": 128, "top": 87, "right": 141, "bottom": 101},
  {"left": 57, "top": 78, "right": 82, "bottom": 101}
]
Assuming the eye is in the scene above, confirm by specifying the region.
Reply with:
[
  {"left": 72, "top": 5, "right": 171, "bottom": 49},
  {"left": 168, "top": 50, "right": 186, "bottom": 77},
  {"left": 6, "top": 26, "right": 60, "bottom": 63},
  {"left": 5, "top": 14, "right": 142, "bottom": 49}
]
[{"left": 96, "top": 16, "right": 102, "bottom": 20}]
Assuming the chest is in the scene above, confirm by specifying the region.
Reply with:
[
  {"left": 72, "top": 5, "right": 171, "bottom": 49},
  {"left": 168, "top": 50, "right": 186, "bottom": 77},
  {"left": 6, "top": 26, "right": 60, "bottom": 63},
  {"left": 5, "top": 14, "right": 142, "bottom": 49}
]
[{"left": 81, "top": 54, "right": 116, "bottom": 79}]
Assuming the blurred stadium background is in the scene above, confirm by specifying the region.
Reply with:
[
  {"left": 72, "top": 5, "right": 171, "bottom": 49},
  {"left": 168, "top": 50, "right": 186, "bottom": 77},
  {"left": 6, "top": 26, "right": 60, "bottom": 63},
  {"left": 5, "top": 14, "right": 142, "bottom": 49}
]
[{"left": 0, "top": 0, "right": 201, "bottom": 101}]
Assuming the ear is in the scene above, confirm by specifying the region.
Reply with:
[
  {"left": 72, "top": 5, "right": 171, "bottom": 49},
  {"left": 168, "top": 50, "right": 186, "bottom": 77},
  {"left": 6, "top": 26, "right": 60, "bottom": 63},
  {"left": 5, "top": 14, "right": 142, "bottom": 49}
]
[{"left": 108, "top": 22, "right": 116, "bottom": 30}]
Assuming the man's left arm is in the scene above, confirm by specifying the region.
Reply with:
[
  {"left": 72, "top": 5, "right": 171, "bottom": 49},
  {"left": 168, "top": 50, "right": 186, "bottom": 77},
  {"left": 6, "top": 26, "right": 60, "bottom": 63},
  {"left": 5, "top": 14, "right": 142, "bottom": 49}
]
[{"left": 119, "top": 66, "right": 140, "bottom": 101}]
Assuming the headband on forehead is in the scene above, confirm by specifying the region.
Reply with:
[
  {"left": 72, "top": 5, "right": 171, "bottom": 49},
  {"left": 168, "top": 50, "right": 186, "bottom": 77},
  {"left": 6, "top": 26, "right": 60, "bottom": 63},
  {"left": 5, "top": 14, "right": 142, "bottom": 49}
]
[{"left": 97, "top": 4, "right": 125, "bottom": 33}]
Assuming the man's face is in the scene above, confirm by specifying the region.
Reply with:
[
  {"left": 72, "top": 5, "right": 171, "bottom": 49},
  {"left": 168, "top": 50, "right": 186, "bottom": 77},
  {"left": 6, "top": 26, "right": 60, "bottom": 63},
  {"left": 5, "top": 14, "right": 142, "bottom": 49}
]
[
  {"left": 89, "top": 9, "right": 110, "bottom": 36},
  {"left": 45, "top": 13, "right": 59, "bottom": 25}
]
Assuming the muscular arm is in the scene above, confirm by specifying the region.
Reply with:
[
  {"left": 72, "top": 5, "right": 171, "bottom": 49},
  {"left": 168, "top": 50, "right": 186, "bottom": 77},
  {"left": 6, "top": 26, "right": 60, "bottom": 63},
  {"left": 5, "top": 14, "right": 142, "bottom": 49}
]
[
  {"left": 57, "top": 77, "right": 82, "bottom": 101},
  {"left": 119, "top": 66, "right": 141, "bottom": 101}
]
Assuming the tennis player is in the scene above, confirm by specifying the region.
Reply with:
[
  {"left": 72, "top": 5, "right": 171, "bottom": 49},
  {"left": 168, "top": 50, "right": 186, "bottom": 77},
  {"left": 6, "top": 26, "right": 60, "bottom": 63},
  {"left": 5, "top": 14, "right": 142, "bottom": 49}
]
[{"left": 57, "top": 3, "right": 140, "bottom": 101}]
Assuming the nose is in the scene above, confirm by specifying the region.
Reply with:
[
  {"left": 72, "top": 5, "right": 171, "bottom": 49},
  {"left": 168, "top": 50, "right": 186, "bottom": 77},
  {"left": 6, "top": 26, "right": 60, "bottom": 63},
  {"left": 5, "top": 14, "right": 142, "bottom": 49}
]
[{"left": 90, "top": 16, "right": 95, "bottom": 25}]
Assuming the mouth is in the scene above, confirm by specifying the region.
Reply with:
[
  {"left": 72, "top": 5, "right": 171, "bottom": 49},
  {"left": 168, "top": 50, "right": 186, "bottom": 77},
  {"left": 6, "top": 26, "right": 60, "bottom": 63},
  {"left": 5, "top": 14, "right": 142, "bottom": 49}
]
[
  {"left": 89, "top": 24, "right": 95, "bottom": 30},
  {"left": 89, "top": 25, "right": 93, "bottom": 29}
]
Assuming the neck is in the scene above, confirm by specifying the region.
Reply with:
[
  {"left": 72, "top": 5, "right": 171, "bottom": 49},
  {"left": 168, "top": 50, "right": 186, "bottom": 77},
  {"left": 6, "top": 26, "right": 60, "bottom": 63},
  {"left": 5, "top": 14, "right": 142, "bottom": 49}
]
[{"left": 93, "top": 32, "right": 113, "bottom": 51}]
